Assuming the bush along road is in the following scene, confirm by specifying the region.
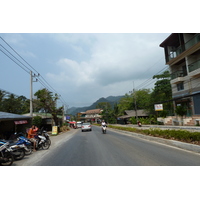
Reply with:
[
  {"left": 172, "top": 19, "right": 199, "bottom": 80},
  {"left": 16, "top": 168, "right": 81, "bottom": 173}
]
[{"left": 106, "top": 124, "right": 200, "bottom": 153}]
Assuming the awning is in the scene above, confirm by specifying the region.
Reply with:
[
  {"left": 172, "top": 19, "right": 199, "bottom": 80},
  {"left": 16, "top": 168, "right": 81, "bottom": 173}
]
[
  {"left": 69, "top": 121, "right": 76, "bottom": 124},
  {"left": 14, "top": 120, "right": 28, "bottom": 125}
]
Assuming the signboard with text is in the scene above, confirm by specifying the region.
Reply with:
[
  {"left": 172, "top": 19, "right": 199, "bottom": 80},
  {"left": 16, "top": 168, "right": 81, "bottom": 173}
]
[
  {"left": 66, "top": 116, "right": 70, "bottom": 120},
  {"left": 154, "top": 104, "right": 163, "bottom": 111},
  {"left": 52, "top": 126, "right": 58, "bottom": 135}
]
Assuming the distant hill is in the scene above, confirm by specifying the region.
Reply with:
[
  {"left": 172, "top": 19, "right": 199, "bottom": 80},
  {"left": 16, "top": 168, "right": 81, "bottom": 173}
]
[{"left": 67, "top": 95, "right": 124, "bottom": 115}]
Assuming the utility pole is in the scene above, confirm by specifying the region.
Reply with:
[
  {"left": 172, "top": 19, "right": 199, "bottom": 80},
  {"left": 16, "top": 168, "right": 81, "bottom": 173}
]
[
  {"left": 30, "top": 71, "right": 39, "bottom": 117},
  {"left": 133, "top": 81, "right": 138, "bottom": 122},
  {"left": 62, "top": 104, "right": 65, "bottom": 124},
  {"left": 30, "top": 71, "right": 33, "bottom": 117}
]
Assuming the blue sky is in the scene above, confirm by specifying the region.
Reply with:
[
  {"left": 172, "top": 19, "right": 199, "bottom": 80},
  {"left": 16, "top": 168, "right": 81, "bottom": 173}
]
[{"left": 0, "top": 33, "right": 170, "bottom": 108}]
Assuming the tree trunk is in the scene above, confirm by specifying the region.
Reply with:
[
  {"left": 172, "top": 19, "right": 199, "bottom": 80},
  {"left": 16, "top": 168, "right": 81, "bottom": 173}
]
[{"left": 52, "top": 114, "right": 59, "bottom": 126}]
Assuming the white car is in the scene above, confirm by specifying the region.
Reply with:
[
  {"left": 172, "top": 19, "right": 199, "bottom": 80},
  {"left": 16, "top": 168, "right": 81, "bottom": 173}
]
[
  {"left": 76, "top": 121, "right": 82, "bottom": 128},
  {"left": 81, "top": 122, "right": 92, "bottom": 132}
]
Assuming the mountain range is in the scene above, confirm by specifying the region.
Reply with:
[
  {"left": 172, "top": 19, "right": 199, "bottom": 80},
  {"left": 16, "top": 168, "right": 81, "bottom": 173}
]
[{"left": 67, "top": 95, "right": 124, "bottom": 115}]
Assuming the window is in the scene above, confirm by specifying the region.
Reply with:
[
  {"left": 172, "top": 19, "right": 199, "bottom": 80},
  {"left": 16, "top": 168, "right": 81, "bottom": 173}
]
[{"left": 177, "top": 82, "right": 184, "bottom": 91}]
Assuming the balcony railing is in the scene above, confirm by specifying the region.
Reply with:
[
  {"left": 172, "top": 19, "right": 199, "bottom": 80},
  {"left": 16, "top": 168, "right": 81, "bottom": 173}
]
[
  {"left": 188, "top": 59, "right": 200, "bottom": 72},
  {"left": 185, "top": 33, "right": 200, "bottom": 50},
  {"left": 168, "top": 45, "right": 185, "bottom": 62},
  {"left": 167, "top": 34, "right": 200, "bottom": 62},
  {"left": 171, "top": 70, "right": 186, "bottom": 80}
]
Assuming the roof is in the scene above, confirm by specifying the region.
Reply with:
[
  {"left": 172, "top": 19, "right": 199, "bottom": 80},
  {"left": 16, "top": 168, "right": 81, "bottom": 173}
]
[
  {"left": 23, "top": 112, "right": 63, "bottom": 119},
  {"left": 159, "top": 33, "right": 179, "bottom": 47},
  {"left": 85, "top": 109, "right": 102, "bottom": 114},
  {"left": 119, "top": 110, "right": 148, "bottom": 119},
  {"left": 0, "top": 111, "right": 32, "bottom": 121}
]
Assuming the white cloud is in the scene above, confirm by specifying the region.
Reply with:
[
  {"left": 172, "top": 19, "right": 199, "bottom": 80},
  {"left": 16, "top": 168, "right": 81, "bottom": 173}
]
[{"left": 45, "top": 33, "right": 169, "bottom": 107}]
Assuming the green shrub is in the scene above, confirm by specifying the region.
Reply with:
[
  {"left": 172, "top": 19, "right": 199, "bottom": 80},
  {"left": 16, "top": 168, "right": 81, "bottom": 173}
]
[
  {"left": 60, "top": 125, "right": 70, "bottom": 132},
  {"left": 107, "top": 125, "right": 200, "bottom": 144},
  {"left": 32, "top": 116, "right": 43, "bottom": 128}
]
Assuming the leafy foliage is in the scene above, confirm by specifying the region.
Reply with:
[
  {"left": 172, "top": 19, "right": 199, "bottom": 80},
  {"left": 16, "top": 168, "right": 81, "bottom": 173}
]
[
  {"left": 98, "top": 102, "right": 120, "bottom": 123},
  {"left": 32, "top": 116, "right": 43, "bottom": 128},
  {"left": 0, "top": 90, "right": 29, "bottom": 114},
  {"left": 148, "top": 70, "right": 173, "bottom": 116},
  {"left": 175, "top": 105, "right": 187, "bottom": 117},
  {"left": 34, "top": 88, "right": 63, "bottom": 126}
]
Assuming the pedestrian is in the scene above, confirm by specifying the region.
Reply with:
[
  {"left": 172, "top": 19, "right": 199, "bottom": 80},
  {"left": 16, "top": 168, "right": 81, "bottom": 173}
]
[{"left": 27, "top": 125, "right": 38, "bottom": 151}]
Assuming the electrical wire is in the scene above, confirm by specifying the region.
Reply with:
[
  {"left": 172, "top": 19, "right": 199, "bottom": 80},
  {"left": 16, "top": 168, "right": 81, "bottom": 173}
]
[{"left": 0, "top": 36, "right": 68, "bottom": 107}]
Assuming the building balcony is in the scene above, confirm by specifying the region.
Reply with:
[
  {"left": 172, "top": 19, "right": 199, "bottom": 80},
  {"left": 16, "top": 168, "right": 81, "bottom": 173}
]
[
  {"left": 188, "top": 60, "right": 200, "bottom": 77},
  {"left": 166, "top": 34, "right": 200, "bottom": 63},
  {"left": 167, "top": 45, "right": 185, "bottom": 62},
  {"left": 170, "top": 70, "right": 186, "bottom": 84},
  {"left": 185, "top": 33, "right": 200, "bottom": 50}
]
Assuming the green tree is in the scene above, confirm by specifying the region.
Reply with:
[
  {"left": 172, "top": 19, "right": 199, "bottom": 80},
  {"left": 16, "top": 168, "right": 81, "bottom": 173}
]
[
  {"left": 97, "top": 102, "right": 112, "bottom": 123},
  {"left": 2, "top": 94, "right": 17, "bottom": 113},
  {"left": 96, "top": 102, "right": 111, "bottom": 110},
  {"left": 149, "top": 70, "right": 173, "bottom": 116},
  {"left": 118, "top": 89, "right": 151, "bottom": 115},
  {"left": 0, "top": 90, "right": 29, "bottom": 114},
  {"left": 0, "top": 90, "right": 6, "bottom": 111},
  {"left": 175, "top": 105, "right": 187, "bottom": 126},
  {"left": 32, "top": 116, "right": 43, "bottom": 128},
  {"left": 34, "top": 88, "right": 63, "bottom": 126},
  {"left": 118, "top": 93, "right": 133, "bottom": 115},
  {"left": 132, "top": 89, "right": 151, "bottom": 110},
  {"left": 17, "top": 96, "right": 30, "bottom": 114}
]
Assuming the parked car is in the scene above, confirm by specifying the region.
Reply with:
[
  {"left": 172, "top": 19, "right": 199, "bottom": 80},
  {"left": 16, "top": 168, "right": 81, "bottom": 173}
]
[{"left": 81, "top": 123, "right": 92, "bottom": 132}]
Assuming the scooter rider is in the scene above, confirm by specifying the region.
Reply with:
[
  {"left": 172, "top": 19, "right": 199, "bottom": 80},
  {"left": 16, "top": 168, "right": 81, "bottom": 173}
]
[{"left": 101, "top": 120, "right": 107, "bottom": 129}]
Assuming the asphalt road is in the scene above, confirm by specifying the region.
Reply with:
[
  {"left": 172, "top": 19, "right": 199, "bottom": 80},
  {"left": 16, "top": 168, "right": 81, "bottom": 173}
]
[{"left": 13, "top": 126, "right": 200, "bottom": 166}]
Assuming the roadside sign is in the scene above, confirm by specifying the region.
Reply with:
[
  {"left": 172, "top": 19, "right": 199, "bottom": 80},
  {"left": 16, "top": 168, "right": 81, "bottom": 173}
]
[
  {"left": 52, "top": 126, "right": 58, "bottom": 135},
  {"left": 154, "top": 104, "right": 163, "bottom": 111}
]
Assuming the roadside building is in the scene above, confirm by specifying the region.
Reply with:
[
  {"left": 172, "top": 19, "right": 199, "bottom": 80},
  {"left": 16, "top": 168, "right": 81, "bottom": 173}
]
[
  {"left": 78, "top": 112, "right": 86, "bottom": 122},
  {"left": 76, "top": 112, "right": 85, "bottom": 122},
  {"left": 118, "top": 110, "right": 149, "bottom": 124},
  {"left": 0, "top": 111, "right": 32, "bottom": 139},
  {"left": 23, "top": 112, "right": 63, "bottom": 131},
  {"left": 160, "top": 33, "right": 200, "bottom": 125},
  {"left": 84, "top": 109, "right": 102, "bottom": 123}
]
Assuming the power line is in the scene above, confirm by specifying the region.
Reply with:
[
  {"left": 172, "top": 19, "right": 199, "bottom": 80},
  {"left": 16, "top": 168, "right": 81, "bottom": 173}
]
[
  {"left": 0, "top": 46, "right": 30, "bottom": 74},
  {"left": 0, "top": 36, "right": 39, "bottom": 75},
  {"left": 0, "top": 36, "right": 68, "bottom": 107}
]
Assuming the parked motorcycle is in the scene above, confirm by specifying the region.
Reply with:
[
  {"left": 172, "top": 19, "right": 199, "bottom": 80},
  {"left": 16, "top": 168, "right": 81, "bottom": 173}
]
[
  {"left": 14, "top": 133, "right": 32, "bottom": 155},
  {"left": 1, "top": 136, "right": 26, "bottom": 160},
  {"left": 0, "top": 141, "right": 14, "bottom": 166},
  {"left": 9, "top": 143, "right": 25, "bottom": 160},
  {"left": 33, "top": 130, "right": 51, "bottom": 150},
  {"left": 102, "top": 125, "right": 107, "bottom": 134}
]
